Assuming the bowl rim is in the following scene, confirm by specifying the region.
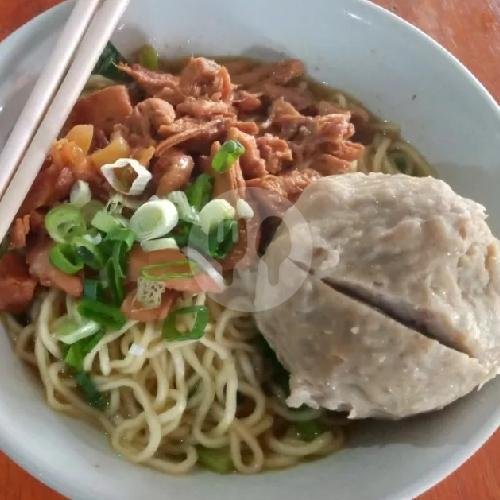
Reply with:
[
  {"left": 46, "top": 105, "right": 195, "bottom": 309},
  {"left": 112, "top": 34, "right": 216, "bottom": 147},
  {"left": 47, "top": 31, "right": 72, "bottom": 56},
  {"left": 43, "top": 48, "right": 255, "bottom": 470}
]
[{"left": 0, "top": 1, "right": 498, "bottom": 499}]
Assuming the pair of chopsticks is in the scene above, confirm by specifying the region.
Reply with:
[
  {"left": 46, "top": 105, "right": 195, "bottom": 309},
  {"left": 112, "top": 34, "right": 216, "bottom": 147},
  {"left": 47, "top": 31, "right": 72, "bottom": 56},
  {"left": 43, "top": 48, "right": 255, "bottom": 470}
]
[{"left": 0, "top": 0, "right": 130, "bottom": 242}]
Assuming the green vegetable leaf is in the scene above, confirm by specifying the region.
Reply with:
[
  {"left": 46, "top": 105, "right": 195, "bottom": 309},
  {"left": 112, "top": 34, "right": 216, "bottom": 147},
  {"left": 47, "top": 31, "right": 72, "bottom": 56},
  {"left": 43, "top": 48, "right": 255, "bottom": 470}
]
[
  {"left": 77, "top": 298, "right": 126, "bottom": 330},
  {"left": 49, "top": 243, "right": 84, "bottom": 274},
  {"left": 83, "top": 279, "right": 104, "bottom": 301},
  {"left": 81, "top": 200, "right": 105, "bottom": 226},
  {"left": 105, "top": 227, "right": 136, "bottom": 250},
  {"left": 211, "top": 140, "right": 245, "bottom": 173},
  {"left": 62, "top": 330, "right": 104, "bottom": 370},
  {"left": 91, "top": 210, "right": 125, "bottom": 234},
  {"left": 72, "top": 370, "right": 108, "bottom": 410},
  {"left": 197, "top": 446, "right": 233, "bottom": 474},
  {"left": 104, "top": 255, "right": 124, "bottom": 305},
  {"left": 106, "top": 237, "right": 133, "bottom": 305},
  {"left": 92, "top": 41, "right": 130, "bottom": 82},
  {"left": 187, "top": 219, "right": 238, "bottom": 260},
  {"left": 84, "top": 228, "right": 135, "bottom": 307},
  {"left": 167, "top": 191, "right": 199, "bottom": 223},
  {"left": 54, "top": 315, "right": 101, "bottom": 345},
  {"left": 162, "top": 305, "right": 209, "bottom": 342},
  {"left": 170, "top": 218, "right": 238, "bottom": 260},
  {"left": 185, "top": 174, "right": 213, "bottom": 212},
  {"left": 170, "top": 220, "right": 192, "bottom": 248},
  {"left": 45, "top": 204, "right": 86, "bottom": 243},
  {"left": 207, "top": 219, "right": 239, "bottom": 259},
  {"left": 73, "top": 236, "right": 104, "bottom": 270},
  {"left": 294, "top": 419, "right": 325, "bottom": 442},
  {"left": 138, "top": 44, "right": 159, "bottom": 71}
]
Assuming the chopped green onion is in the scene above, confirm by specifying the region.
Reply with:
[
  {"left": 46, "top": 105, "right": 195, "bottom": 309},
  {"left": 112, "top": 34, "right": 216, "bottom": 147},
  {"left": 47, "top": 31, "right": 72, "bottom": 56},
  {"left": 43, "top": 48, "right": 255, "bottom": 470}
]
[
  {"left": 45, "top": 204, "right": 86, "bottom": 243},
  {"left": 106, "top": 193, "right": 143, "bottom": 214},
  {"left": 84, "top": 232, "right": 103, "bottom": 245},
  {"left": 77, "top": 298, "right": 126, "bottom": 330},
  {"left": 92, "top": 41, "right": 130, "bottom": 82},
  {"left": 70, "top": 180, "right": 91, "bottom": 207},
  {"left": 104, "top": 242, "right": 127, "bottom": 305},
  {"left": 183, "top": 224, "right": 208, "bottom": 254},
  {"left": 49, "top": 243, "right": 84, "bottom": 274},
  {"left": 176, "top": 220, "right": 239, "bottom": 260},
  {"left": 95, "top": 231, "right": 135, "bottom": 305},
  {"left": 185, "top": 174, "right": 213, "bottom": 211},
  {"left": 141, "top": 237, "right": 179, "bottom": 252},
  {"left": 101, "top": 259, "right": 121, "bottom": 307},
  {"left": 211, "top": 140, "right": 245, "bottom": 173},
  {"left": 294, "top": 419, "right": 325, "bottom": 442},
  {"left": 141, "top": 259, "right": 199, "bottom": 281},
  {"left": 170, "top": 220, "right": 192, "bottom": 248},
  {"left": 197, "top": 446, "right": 233, "bottom": 473},
  {"left": 83, "top": 279, "right": 104, "bottom": 301},
  {"left": 72, "top": 236, "right": 103, "bottom": 270},
  {"left": 205, "top": 219, "right": 239, "bottom": 259},
  {"left": 162, "top": 305, "right": 209, "bottom": 342},
  {"left": 104, "top": 260, "right": 124, "bottom": 305},
  {"left": 236, "top": 198, "right": 254, "bottom": 220},
  {"left": 138, "top": 43, "right": 159, "bottom": 70},
  {"left": 101, "top": 158, "right": 152, "bottom": 196},
  {"left": 106, "top": 195, "right": 124, "bottom": 215},
  {"left": 81, "top": 200, "right": 105, "bottom": 225},
  {"left": 130, "top": 199, "right": 178, "bottom": 241},
  {"left": 198, "top": 199, "right": 235, "bottom": 234},
  {"left": 53, "top": 315, "right": 101, "bottom": 344},
  {"left": 105, "top": 227, "right": 136, "bottom": 250},
  {"left": 91, "top": 210, "right": 126, "bottom": 233},
  {"left": 167, "top": 191, "right": 199, "bottom": 223},
  {"left": 112, "top": 239, "right": 130, "bottom": 272},
  {"left": 61, "top": 331, "right": 104, "bottom": 370},
  {"left": 72, "top": 370, "right": 108, "bottom": 410}
]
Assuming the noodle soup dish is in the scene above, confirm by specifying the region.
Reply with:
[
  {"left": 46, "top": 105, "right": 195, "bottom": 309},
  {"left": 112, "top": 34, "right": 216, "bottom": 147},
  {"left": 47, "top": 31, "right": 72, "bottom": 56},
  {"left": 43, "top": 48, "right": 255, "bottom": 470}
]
[{"left": 0, "top": 1, "right": 499, "bottom": 499}]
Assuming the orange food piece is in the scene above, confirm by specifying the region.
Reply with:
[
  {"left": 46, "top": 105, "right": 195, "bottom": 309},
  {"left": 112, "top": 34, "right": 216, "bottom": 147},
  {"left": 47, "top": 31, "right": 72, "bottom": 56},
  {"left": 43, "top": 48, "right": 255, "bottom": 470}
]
[
  {"left": 128, "top": 246, "right": 186, "bottom": 282},
  {"left": 65, "top": 124, "right": 94, "bottom": 154},
  {"left": 151, "top": 148, "right": 194, "bottom": 196},
  {"left": 163, "top": 273, "right": 222, "bottom": 294},
  {"left": 0, "top": 252, "right": 37, "bottom": 313},
  {"left": 9, "top": 215, "right": 31, "bottom": 249},
  {"left": 121, "top": 288, "right": 179, "bottom": 322},
  {"left": 26, "top": 240, "right": 82, "bottom": 297},
  {"left": 65, "top": 85, "right": 133, "bottom": 134},
  {"left": 127, "top": 246, "right": 222, "bottom": 293},
  {"left": 18, "top": 162, "right": 74, "bottom": 217},
  {"left": 228, "top": 127, "right": 267, "bottom": 179}
]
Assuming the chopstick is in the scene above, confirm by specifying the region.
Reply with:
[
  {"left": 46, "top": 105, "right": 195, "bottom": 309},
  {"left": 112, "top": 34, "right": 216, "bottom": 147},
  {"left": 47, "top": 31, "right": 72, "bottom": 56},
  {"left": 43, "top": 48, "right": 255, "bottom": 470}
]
[
  {"left": 0, "top": 0, "right": 130, "bottom": 243},
  {"left": 0, "top": 0, "right": 101, "bottom": 200}
]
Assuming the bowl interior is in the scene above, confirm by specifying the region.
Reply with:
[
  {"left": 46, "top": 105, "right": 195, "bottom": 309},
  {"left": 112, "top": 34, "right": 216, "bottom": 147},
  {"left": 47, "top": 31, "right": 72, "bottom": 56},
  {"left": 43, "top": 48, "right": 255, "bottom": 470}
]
[{"left": 0, "top": 1, "right": 499, "bottom": 499}]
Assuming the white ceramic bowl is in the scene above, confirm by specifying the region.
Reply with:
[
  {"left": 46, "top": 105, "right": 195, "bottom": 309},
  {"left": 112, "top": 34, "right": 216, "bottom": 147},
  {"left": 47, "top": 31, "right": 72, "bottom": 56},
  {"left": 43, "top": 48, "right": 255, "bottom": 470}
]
[{"left": 0, "top": 1, "right": 499, "bottom": 499}]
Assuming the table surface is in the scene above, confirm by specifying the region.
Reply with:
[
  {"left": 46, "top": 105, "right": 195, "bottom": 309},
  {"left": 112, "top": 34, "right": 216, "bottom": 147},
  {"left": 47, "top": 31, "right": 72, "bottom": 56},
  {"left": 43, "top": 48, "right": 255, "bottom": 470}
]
[{"left": 0, "top": 1, "right": 499, "bottom": 499}]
